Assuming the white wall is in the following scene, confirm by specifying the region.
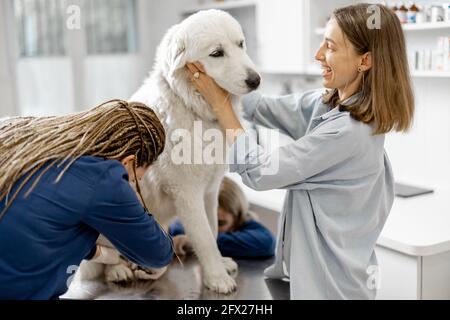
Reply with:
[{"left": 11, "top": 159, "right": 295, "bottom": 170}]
[
  {"left": 78, "top": 0, "right": 183, "bottom": 109},
  {"left": 83, "top": 0, "right": 182, "bottom": 107},
  {"left": 140, "top": 0, "right": 181, "bottom": 65},
  {"left": 0, "top": 0, "right": 18, "bottom": 118},
  {"left": 17, "top": 58, "right": 75, "bottom": 116},
  {"left": 385, "top": 78, "right": 450, "bottom": 189}
]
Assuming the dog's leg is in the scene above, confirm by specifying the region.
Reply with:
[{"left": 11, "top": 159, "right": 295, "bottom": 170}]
[
  {"left": 104, "top": 259, "right": 135, "bottom": 283},
  {"left": 204, "top": 187, "right": 238, "bottom": 274},
  {"left": 93, "top": 234, "right": 135, "bottom": 283},
  {"left": 174, "top": 190, "right": 236, "bottom": 294},
  {"left": 204, "top": 188, "right": 220, "bottom": 239},
  {"left": 76, "top": 259, "right": 105, "bottom": 281}
]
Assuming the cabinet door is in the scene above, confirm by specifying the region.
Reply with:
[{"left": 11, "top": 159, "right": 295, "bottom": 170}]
[
  {"left": 422, "top": 251, "right": 450, "bottom": 299},
  {"left": 256, "top": 0, "right": 308, "bottom": 73},
  {"left": 375, "top": 246, "right": 420, "bottom": 300}
]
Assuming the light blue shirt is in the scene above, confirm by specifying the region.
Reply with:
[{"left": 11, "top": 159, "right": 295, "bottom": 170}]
[{"left": 229, "top": 89, "right": 395, "bottom": 300}]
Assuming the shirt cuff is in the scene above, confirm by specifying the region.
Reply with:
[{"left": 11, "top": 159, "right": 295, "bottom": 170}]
[
  {"left": 85, "top": 245, "right": 97, "bottom": 261},
  {"left": 228, "top": 129, "right": 258, "bottom": 174}
]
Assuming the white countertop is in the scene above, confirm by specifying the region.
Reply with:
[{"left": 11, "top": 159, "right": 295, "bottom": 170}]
[{"left": 227, "top": 174, "right": 450, "bottom": 257}]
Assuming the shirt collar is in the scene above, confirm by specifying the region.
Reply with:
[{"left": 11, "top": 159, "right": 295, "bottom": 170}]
[
  {"left": 320, "top": 91, "right": 362, "bottom": 120},
  {"left": 341, "top": 91, "right": 362, "bottom": 106}
]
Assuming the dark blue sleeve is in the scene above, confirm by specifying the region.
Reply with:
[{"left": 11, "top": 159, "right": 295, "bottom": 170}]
[
  {"left": 217, "top": 220, "right": 276, "bottom": 258},
  {"left": 168, "top": 219, "right": 185, "bottom": 237},
  {"left": 82, "top": 162, "right": 173, "bottom": 269}
]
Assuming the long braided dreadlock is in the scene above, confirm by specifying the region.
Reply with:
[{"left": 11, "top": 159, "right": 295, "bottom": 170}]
[{"left": 0, "top": 99, "right": 166, "bottom": 221}]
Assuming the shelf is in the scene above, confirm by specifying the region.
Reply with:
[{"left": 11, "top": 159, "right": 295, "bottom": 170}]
[
  {"left": 261, "top": 68, "right": 450, "bottom": 79},
  {"left": 402, "top": 22, "right": 450, "bottom": 31},
  {"left": 182, "top": 0, "right": 257, "bottom": 14},
  {"left": 411, "top": 71, "right": 450, "bottom": 78},
  {"left": 260, "top": 67, "right": 322, "bottom": 77},
  {"left": 315, "top": 22, "right": 450, "bottom": 35}
]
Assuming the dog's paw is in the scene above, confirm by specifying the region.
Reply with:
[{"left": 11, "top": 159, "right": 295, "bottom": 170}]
[
  {"left": 204, "top": 271, "right": 237, "bottom": 294},
  {"left": 133, "top": 266, "right": 168, "bottom": 281},
  {"left": 221, "top": 257, "right": 238, "bottom": 274},
  {"left": 77, "top": 260, "right": 105, "bottom": 281},
  {"left": 105, "top": 264, "right": 134, "bottom": 283}
]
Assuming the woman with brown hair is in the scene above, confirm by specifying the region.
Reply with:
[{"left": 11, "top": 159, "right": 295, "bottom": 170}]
[
  {"left": 0, "top": 100, "right": 173, "bottom": 300},
  {"left": 186, "top": 3, "right": 414, "bottom": 299}
]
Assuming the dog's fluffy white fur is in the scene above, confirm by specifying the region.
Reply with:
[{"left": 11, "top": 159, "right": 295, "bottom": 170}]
[{"left": 77, "top": 9, "right": 260, "bottom": 294}]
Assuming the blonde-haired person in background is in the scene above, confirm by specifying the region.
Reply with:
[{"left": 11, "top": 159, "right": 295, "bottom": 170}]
[
  {"left": 0, "top": 100, "right": 173, "bottom": 300},
  {"left": 169, "top": 177, "right": 275, "bottom": 258},
  {"left": 186, "top": 3, "right": 414, "bottom": 299}
]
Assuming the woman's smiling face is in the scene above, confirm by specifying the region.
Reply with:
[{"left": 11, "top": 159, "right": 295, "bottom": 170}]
[{"left": 315, "top": 18, "right": 364, "bottom": 100}]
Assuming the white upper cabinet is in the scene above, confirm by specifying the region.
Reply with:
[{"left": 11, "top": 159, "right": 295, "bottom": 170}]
[
  {"left": 180, "top": 0, "right": 311, "bottom": 74},
  {"left": 256, "top": 0, "right": 309, "bottom": 73}
]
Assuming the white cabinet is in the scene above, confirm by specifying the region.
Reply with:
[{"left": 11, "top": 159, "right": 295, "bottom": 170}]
[
  {"left": 375, "top": 246, "right": 450, "bottom": 300},
  {"left": 181, "top": 0, "right": 311, "bottom": 74},
  {"left": 375, "top": 246, "right": 420, "bottom": 299},
  {"left": 422, "top": 251, "right": 450, "bottom": 299},
  {"left": 255, "top": 0, "right": 308, "bottom": 73}
]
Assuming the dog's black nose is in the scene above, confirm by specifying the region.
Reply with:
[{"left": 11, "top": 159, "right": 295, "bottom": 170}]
[{"left": 245, "top": 71, "right": 261, "bottom": 90}]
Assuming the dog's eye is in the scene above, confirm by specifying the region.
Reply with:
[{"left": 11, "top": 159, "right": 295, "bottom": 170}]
[
  {"left": 238, "top": 41, "right": 244, "bottom": 48},
  {"left": 209, "top": 50, "right": 224, "bottom": 58}
]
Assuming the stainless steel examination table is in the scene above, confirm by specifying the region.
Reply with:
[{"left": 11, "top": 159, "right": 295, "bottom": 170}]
[
  {"left": 62, "top": 206, "right": 290, "bottom": 300},
  {"left": 63, "top": 256, "right": 289, "bottom": 300}
]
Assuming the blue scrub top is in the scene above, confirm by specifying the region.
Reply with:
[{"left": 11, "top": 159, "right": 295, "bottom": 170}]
[
  {"left": 0, "top": 156, "right": 173, "bottom": 300},
  {"left": 229, "top": 90, "right": 395, "bottom": 299}
]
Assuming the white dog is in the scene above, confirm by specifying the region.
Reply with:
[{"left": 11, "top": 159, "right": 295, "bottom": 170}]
[{"left": 77, "top": 9, "right": 260, "bottom": 294}]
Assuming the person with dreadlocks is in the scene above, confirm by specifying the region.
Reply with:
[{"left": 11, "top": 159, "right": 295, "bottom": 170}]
[{"left": 0, "top": 100, "right": 173, "bottom": 300}]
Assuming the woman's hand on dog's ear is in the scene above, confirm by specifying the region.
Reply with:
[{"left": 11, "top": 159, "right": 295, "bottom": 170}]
[
  {"left": 192, "top": 62, "right": 206, "bottom": 73},
  {"left": 186, "top": 62, "right": 232, "bottom": 114},
  {"left": 186, "top": 62, "right": 244, "bottom": 140}
]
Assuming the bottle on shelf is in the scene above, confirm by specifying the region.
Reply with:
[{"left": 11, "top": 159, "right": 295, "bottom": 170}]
[
  {"left": 415, "top": 4, "right": 427, "bottom": 24},
  {"left": 390, "top": 2, "right": 398, "bottom": 13},
  {"left": 407, "top": 2, "right": 419, "bottom": 24},
  {"left": 444, "top": 3, "right": 450, "bottom": 22},
  {"left": 396, "top": 2, "right": 408, "bottom": 24},
  {"left": 443, "top": 37, "right": 450, "bottom": 72},
  {"left": 414, "top": 37, "right": 450, "bottom": 73},
  {"left": 433, "top": 37, "right": 450, "bottom": 72},
  {"left": 431, "top": 4, "right": 444, "bottom": 23}
]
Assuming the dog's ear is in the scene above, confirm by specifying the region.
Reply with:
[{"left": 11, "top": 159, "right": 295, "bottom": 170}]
[{"left": 166, "top": 26, "right": 187, "bottom": 80}]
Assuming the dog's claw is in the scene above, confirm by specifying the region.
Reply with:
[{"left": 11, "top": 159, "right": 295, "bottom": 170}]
[
  {"left": 221, "top": 257, "right": 238, "bottom": 274},
  {"left": 105, "top": 264, "right": 134, "bottom": 283},
  {"left": 204, "top": 271, "right": 237, "bottom": 294},
  {"left": 133, "top": 266, "right": 168, "bottom": 281}
]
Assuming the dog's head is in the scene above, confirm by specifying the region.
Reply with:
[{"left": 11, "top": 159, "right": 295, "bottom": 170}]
[{"left": 156, "top": 10, "right": 261, "bottom": 119}]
